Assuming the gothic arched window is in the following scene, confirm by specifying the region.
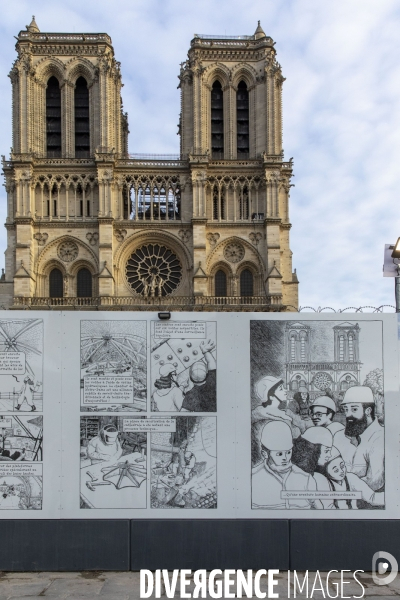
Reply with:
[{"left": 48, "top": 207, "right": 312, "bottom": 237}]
[
  {"left": 46, "top": 77, "right": 61, "bottom": 158},
  {"left": 348, "top": 334, "right": 354, "bottom": 361},
  {"left": 339, "top": 335, "right": 345, "bottom": 361},
  {"left": 237, "top": 80, "right": 249, "bottom": 158},
  {"left": 49, "top": 268, "right": 63, "bottom": 298},
  {"left": 77, "top": 268, "right": 92, "bottom": 297},
  {"left": 215, "top": 270, "right": 227, "bottom": 297},
  {"left": 75, "top": 77, "right": 90, "bottom": 158},
  {"left": 240, "top": 269, "right": 253, "bottom": 296},
  {"left": 212, "top": 186, "right": 225, "bottom": 220},
  {"left": 211, "top": 81, "right": 224, "bottom": 159}
]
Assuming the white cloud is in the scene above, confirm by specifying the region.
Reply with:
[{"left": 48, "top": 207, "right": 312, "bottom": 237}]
[{"left": 0, "top": 0, "right": 399, "bottom": 309}]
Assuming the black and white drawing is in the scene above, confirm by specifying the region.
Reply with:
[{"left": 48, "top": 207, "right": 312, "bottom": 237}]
[
  {"left": 0, "top": 415, "right": 43, "bottom": 461},
  {"left": 150, "top": 321, "right": 216, "bottom": 412},
  {"left": 0, "top": 319, "right": 43, "bottom": 412},
  {"left": 0, "top": 464, "right": 42, "bottom": 510},
  {"left": 80, "top": 320, "right": 147, "bottom": 412},
  {"left": 80, "top": 416, "right": 147, "bottom": 509},
  {"left": 251, "top": 320, "right": 384, "bottom": 510},
  {"left": 151, "top": 416, "right": 217, "bottom": 509}
]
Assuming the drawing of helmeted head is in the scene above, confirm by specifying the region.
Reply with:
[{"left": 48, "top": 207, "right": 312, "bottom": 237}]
[
  {"left": 310, "top": 396, "right": 336, "bottom": 427},
  {"left": 189, "top": 360, "right": 208, "bottom": 386},
  {"left": 100, "top": 425, "right": 119, "bottom": 446},
  {"left": 340, "top": 386, "right": 376, "bottom": 437},
  {"left": 154, "top": 363, "right": 176, "bottom": 390},
  {"left": 255, "top": 376, "right": 287, "bottom": 411},
  {"left": 292, "top": 426, "right": 333, "bottom": 475},
  {"left": 321, "top": 447, "right": 346, "bottom": 483},
  {"left": 294, "top": 381, "right": 309, "bottom": 403},
  {"left": 260, "top": 421, "right": 293, "bottom": 470}
]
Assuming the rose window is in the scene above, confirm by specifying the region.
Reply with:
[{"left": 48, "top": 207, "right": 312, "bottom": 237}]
[
  {"left": 125, "top": 244, "right": 182, "bottom": 297},
  {"left": 224, "top": 242, "right": 245, "bottom": 263},
  {"left": 312, "top": 372, "right": 332, "bottom": 391},
  {"left": 57, "top": 241, "right": 79, "bottom": 262}
]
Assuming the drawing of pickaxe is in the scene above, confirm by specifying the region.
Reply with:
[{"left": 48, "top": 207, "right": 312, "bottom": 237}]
[{"left": 86, "top": 481, "right": 112, "bottom": 492}]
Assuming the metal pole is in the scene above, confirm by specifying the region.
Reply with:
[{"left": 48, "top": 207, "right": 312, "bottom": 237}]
[{"left": 395, "top": 275, "right": 400, "bottom": 312}]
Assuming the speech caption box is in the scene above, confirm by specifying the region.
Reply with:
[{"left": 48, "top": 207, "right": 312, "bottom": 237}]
[
  {"left": 281, "top": 491, "right": 362, "bottom": 499},
  {"left": 0, "top": 352, "right": 25, "bottom": 375},
  {"left": 0, "top": 463, "right": 42, "bottom": 477},
  {"left": 83, "top": 376, "right": 134, "bottom": 404},
  {"left": 153, "top": 321, "right": 206, "bottom": 339},
  {"left": 123, "top": 418, "right": 176, "bottom": 433}
]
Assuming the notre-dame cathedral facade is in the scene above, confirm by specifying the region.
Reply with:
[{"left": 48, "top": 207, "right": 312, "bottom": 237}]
[{"left": 0, "top": 17, "right": 298, "bottom": 311}]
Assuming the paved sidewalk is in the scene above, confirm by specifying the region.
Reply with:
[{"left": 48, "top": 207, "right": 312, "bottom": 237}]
[{"left": 0, "top": 570, "right": 399, "bottom": 599}]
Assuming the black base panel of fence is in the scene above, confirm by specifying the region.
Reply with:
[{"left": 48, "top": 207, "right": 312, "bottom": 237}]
[
  {"left": 291, "top": 520, "right": 398, "bottom": 570},
  {"left": 130, "top": 520, "right": 290, "bottom": 570},
  {"left": 0, "top": 520, "right": 130, "bottom": 571}
]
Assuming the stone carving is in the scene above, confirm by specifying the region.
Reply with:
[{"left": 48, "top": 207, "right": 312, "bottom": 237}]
[
  {"left": 86, "top": 232, "right": 99, "bottom": 246},
  {"left": 249, "top": 232, "right": 262, "bottom": 246},
  {"left": 224, "top": 242, "right": 245, "bottom": 263},
  {"left": 178, "top": 229, "right": 191, "bottom": 244},
  {"left": 206, "top": 233, "right": 220, "bottom": 247},
  {"left": 114, "top": 229, "right": 127, "bottom": 242},
  {"left": 57, "top": 241, "right": 79, "bottom": 262},
  {"left": 33, "top": 233, "right": 48, "bottom": 246}
]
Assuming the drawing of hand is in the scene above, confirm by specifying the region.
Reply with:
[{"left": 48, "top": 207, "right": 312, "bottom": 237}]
[{"left": 200, "top": 339, "right": 215, "bottom": 354}]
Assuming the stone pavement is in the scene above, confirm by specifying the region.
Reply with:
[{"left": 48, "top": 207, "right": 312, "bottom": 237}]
[{"left": 0, "top": 570, "right": 399, "bottom": 599}]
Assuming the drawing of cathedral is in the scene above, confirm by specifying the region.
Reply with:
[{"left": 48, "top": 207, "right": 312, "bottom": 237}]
[
  {"left": 0, "top": 18, "right": 298, "bottom": 312},
  {"left": 285, "top": 322, "right": 361, "bottom": 400}
]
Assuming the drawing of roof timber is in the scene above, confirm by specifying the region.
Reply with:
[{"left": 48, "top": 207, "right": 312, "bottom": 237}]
[
  {"left": 80, "top": 320, "right": 146, "bottom": 371},
  {"left": 0, "top": 319, "right": 42, "bottom": 378}
]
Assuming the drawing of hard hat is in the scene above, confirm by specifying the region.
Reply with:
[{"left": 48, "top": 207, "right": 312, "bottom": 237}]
[
  {"left": 159, "top": 363, "right": 176, "bottom": 377},
  {"left": 255, "top": 376, "right": 284, "bottom": 401},
  {"left": 301, "top": 426, "right": 333, "bottom": 447},
  {"left": 260, "top": 421, "right": 293, "bottom": 451},
  {"left": 102, "top": 425, "right": 118, "bottom": 444},
  {"left": 311, "top": 396, "right": 337, "bottom": 413},
  {"left": 189, "top": 360, "right": 207, "bottom": 383},
  {"left": 340, "top": 386, "right": 374, "bottom": 405},
  {"left": 327, "top": 446, "right": 341, "bottom": 462}
]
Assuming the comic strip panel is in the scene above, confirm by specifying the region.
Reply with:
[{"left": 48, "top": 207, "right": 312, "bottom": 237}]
[
  {"left": 0, "top": 415, "right": 43, "bottom": 462},
  {"left": 0, "top": 463, "right": 42, "bottom": 510},
  {"left": 151, "top": 416, "right": 217, "bottom": 509},
  {"left": 0, "top": 319, "right": 43, "bottom": 412},
  {"left": 80, "top": 416, "right": 148, "bottom": 509},
  {"left": 250, "top": 320, "right": 384, "bottom": 510},
  {"left": 80, "top": 320, "right": 147, "bottom": 412},
  {"left": 150, "top": 321, "right": 216, "bottom": 412}
]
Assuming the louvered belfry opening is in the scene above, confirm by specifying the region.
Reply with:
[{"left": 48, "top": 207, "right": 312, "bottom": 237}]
[
  {"left": 46, "top": 77, "right": 62, "bottom": 158},
  {"left": 75, "top": 77, "right": 90, "bottom": 158},
  {"left": 77, "top": 268, "right": 92, "bottom": 297},
  {"left": 215, "top": 270, "right": 227, "bottom": 297},
  {"left": 211, "top": 81, "right": 224, "bottom": 159},
  {"left": 240, "top": 269, "right": 254, "bottom": 296},
  {"left": 237, "top": 80, "right": 249, "bottom": 158},
  {"left": 49, "top": 268, "right": 63, "bottom": 298}
]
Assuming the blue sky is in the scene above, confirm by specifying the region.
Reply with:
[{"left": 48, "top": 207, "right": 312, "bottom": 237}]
[{"left": 1, "top": 0, "right": 400, "bottom": 309}]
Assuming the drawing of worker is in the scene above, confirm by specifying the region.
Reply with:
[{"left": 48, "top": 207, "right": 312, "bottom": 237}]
[
  {"left": 86, "top": 425, "right": 123, "bottom": 464},
  {"left": 152, "top": 364, "right": 188, "bottom": 411},
  {"left": 15, "top": 376, "right": 39, "bottom": 412},
  {"left": 310, "top": 396, "right": 345, "bottom": 436},
  {"left": 181, "top": 340, "right": 217, "bottom": 412},
  {"left": 178, "top": 440, "right": 196, "bottom": 482},
  {"left": 288, "top": 382, "right": 312, "bottom": 426},
  {"left": 334, "top": 386, "right": 384, "bottom": 491},
  {"left": 291, "top": 426, "right": 333, "bottom": 476},
  {"left": 314, "top": 446, "right": 385, "bottom": 509},
  {"left": 252, "top": 377, "right": 302, "bottom": 452},
  {"left": 252, "top": 421, "right": 320, "bottom": 510}
]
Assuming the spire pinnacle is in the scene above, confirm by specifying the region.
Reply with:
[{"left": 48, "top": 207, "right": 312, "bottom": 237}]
[
  {"left": 26, "top": 16, "right": 40, "bottom": 33},
  {"left": 254, "top": 20, "right": 265, "bottom": 39}
]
